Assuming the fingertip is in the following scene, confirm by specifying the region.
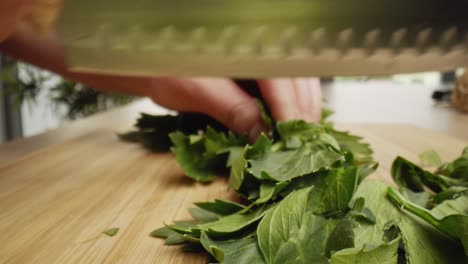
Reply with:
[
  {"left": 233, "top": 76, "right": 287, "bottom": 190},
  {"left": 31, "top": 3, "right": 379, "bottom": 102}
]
[
  {"left": 221, "top": 97, "right": 262, "bottom": 135},
  {"left": 295, "top": 78, "right": 322, "bottom": 123},
  {"left": 258, "top": 79, "right": 299, "bottom": 121},
  {"left": 150, "top": 78, "right": 266, "bottom": 138},
  {"left": 248, "top": 122, "right": 268, "bottom": 142}
]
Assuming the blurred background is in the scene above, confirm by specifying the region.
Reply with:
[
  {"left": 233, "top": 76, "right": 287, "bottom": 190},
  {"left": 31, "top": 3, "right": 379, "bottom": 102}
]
[{"left": 0, "top": 53, "right": 466, "bottom": 144}]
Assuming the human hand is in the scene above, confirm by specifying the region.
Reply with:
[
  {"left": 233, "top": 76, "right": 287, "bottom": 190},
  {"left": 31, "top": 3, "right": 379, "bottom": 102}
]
[
  {"left": 148, "top": 78, "right": 322, "bottom": 140},
  {"left": 0, "top": 0, "right": 61, "bottom": 42}
]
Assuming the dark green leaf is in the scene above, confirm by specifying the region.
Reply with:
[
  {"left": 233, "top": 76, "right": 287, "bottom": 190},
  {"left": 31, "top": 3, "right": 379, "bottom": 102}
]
[
  {"left": 271, "top": 212, "right": 336, "bottom": 264},
  {"left": 195, "top": 199, "right": 245, "bottom": 216},
  {"left": 432, "top": 187, "right": 468, "bottom": 204},
  {"left": 170, "top": 131, "right": 218, "bottom": 182},
  {"left": 347, "top": 208, "right": 377, "bottom": 225},
  {"left": 436, "top": 147, "right": 468, "bottom": 181},
  {"left": 229, "top": 148, "right": 248, "bottom": 190},
  {"left": 325, "top": 219, "right": 355, "bottom": 257},
  {"left": 391, "top": 156, "right": 460, "bottom": 193},
  {"left": 358, "top": 163, "right": 379, "bottom": 181},
  {"left": 258, "top": 188, "right": 324, "bottom": 263},
  {"left": 199, "top": 204, "right": 274, "bottom": 237},
  {"left": 257, "top": 100, "right": 274, "bottom": 132},
  {"left": 330, "top": 236, "right": 400, "bottom": 264},
  {"left": 170, "top": 128, "right": 246, "bottom": 182},
  {"left": 167, "top": 221, "right": 200, "bottom": 237},
  {"left": 181, "top": 243, "right": 205, "bottom": 252},
  {"left": 188, "top": 208, "right": 219, "bottom": 223},
  {"left": 355, "top": 181, "right": 465, "bottom": 263},
  {"left": 248, "top": 144, "right": 342, "bottom": 182},
  {"left": 165, "top": 233, "right": 186, "bottom": 245},
  {"left": 256, "top": 186, "right": 349, "bottom": 264},
  {"left": 255, "top": 181, "right": 289, "bottom": 205},
  {"left": 387, "top": 187, "right": 468, "bottom": 256},
  {"left": 200, "top": 232, "right": 266, "bottom": 264},
  {"left": 307, "top": 167, "right": 360, "bottom": 217},
  {"left": 349, "top": 197, "right": 365, "bottom": 212},
  {"left": 150, "top": 226, "right": 176, "bottom": 238},
  {"left": 431, "top": 192, "right": 468, "bottom": 217}
]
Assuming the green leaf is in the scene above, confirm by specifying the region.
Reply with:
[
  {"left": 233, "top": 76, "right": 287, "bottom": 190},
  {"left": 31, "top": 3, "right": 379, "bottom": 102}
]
[
  {"left": 120, "top": 113, "right": 231, "bottom": 152},
  {"left": 328, "top": 129, "right": 374, "bottom": 165},
  {"left": 169, "top": 128, "right": 246, "bottom": 182},
  {"left": 257, "top": 188, "right": 344, "bottom": 263},
  {"left": 387, "top": 187, "right": 468, "bottom": 258},
  {"left": 199, "top": 204, "right": 274, "bottom": 237},
  {"left": 431, "top": 187, "right": 468, "bottom": 205},
  {"left": 225, "top": 147, "right": 244, "bottom": 167},
  {"left": 320, "top": 107, "right": 335, "bottom": 123},
  {"left": 149, "top": 227, "right": 190, "bottom": 245},
  {"left": 228, "top": 134, "right": 273, "bottom": 188},
  {"left": 170, "top": 131, "right": 217, "bottom": 182},
  {"left": 436, "top": 147, "right": 468, "bottom": 181},
  {"left": 229, "top": 147, "right": 248, "bottom": 190},
  {"left": 194, "top": 199, "right": 245, "bottom": 216},
  {"left": 257, "top": 100, "right": 274, "bottom": 132},
  {"left": 150, "top": 226, "right": 176, "bottom": 238},
  {"left": 431, "top": 193, "right": 468, "bottom": 218},
  {"left": 349, "top": 197, "right": 365, "bottom": 212},
  {"left": 167, "top": 221, "right": 200, "bottom": 237},
  {"left": 103, "top": 228, "right": 119, "bottom": 237},
  {"left": 188, "top": 207, "right": 219, "bottom": 222},
  {"left": 307, "top": 167, "right": 360, "bottom": 217},
  {"left": 248, "top": 144, "right": 342, "bottom": 182},
  {"left": 255, "top": 181, "right": 289, "bottom": 205},
  {"left": 258, "top": 187, "right": 324, "bottom": 263},
  {"left": 165, "top": 233, "right": 186, "bottom": 245},
  {"left": 419, "top": 149, "right": 443, "bottom": 167},
  {"left": 330, "top": 236, "right": 400, "bottom": 264},
  {"left": 400, "top": 187, "right": 431, "bottom": 208},
  {"left": 118, "top": 130, "right": 174, "bottom": 152},
  {"left": 204, "top": 127, "right": 247, "bottom": 155},
  {"left": 276, "top": 120, "right": 323, "bottom": 142},
  {"left": 325, "top": 219, "right": 355, "bottom": 257},
  {"left": 276, "top": 121, "right": 341, "bottom": 150},
  {"left": 181, "top": 244, "right": 205, "bottom": 253},
  {"left": 391, "top": 156, "right": 460, "bottom": 193},
  {"left": 355, "top": 181, "right": 465, "bottom": 263},
  {"left": 271, "top": 212, "right": 337, "bottom": 264},
  {"left": 200, "top": 232, "right": 266, "bottom": 264},
  {"left": 347, "top": 198, "right": 377, "bottom": 224},
  {"left": 347, "top": 208, "right": 377, "bottom": 225},
  {"left": 358, "top": 163, "right": 379, "bottom": 181}
]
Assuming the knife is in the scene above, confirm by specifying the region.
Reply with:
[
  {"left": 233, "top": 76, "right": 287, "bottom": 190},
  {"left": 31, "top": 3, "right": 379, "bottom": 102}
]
[{"left": 59, "top": 0, "right": 468, "bottom": 77}]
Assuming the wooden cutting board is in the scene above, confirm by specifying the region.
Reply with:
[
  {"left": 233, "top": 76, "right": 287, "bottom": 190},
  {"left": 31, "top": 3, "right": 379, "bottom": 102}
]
[{"left": 0, "top": 122, "right": 466, "bottom": 264}]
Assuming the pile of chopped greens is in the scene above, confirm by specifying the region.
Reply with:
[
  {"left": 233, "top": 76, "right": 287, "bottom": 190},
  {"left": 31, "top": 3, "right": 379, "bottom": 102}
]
[{"left": 121, "top": 108, "right": 467, "bottom": 264}]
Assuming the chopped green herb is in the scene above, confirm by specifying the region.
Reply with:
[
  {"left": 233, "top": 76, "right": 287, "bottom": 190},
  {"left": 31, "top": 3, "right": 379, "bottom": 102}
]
[
  {"left": 103, "top": 228, "right": 119, "bottom": 237},
  {"left": 122, "top": 104, "right": 467, "bottom": 263}
]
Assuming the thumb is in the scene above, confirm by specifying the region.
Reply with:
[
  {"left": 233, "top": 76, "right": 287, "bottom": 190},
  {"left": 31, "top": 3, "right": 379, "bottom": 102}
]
[{"left": 150, "top": 78, "right": 267, "bottom": 140}]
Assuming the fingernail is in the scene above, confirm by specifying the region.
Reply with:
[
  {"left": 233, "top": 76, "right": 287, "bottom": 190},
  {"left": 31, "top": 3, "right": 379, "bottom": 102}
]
[{"left": 248, "top": 123, "right": 267, "bottom": 142}]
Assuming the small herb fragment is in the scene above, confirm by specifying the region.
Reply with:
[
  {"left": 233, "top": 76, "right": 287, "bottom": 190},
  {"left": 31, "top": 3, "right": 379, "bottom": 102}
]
[
  {"left": 419, "top": 149, "right": 443, "bottom": 167},
  {"left": 103, "top": 228, "right": 119, "bottom": 237}
]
